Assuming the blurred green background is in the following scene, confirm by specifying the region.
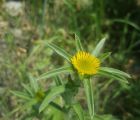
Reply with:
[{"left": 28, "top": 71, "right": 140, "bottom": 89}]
[{"left": 0, "top": 0, "right": 140, "bottom": 120}]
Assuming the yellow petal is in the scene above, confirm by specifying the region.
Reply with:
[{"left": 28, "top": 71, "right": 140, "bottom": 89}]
[{"left": 71, "top": 51, "right": 100, "bottom": 75}]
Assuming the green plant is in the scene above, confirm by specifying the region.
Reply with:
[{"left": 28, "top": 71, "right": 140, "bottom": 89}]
[{"left": 11, "top": 34, "right": 131, "bottom": 120}]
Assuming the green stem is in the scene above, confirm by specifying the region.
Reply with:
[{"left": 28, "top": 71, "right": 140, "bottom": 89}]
[{"left": 83, "top": 78, "right": 94, "bottom": 120}]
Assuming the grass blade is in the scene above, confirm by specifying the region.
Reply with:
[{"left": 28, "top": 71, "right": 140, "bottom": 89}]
[
  {"left": 112, "top": 19, "right": 140, "bottom": 31},
  {"left": 63, "top": 0, "right": 75, "bottom": 12}
]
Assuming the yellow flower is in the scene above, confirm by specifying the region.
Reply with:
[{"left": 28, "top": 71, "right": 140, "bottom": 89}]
[{"left": 71, "top": 51, "right": 100, "bottom": 75}]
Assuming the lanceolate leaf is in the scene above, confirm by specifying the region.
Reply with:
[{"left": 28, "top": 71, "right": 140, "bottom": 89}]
[
  {"left": 100, "top": 67, "right": 131, "bottom": 78},
  {"left": 36, "top": 66, "right": 73, "bottom": 81},
  {"left": 99, "top": 52, "right": 111, "bottom": 62},
  {"left": 28, "top": 74, "right": 39, "bottom": 93},
  {"left": 46, "top": 42, "right": 71, "bottom": 62},
  {"left": 10, "top": 91, "right": 31, "bottom": 100},
  {"left": 98, "top": 67, "right": 130, "bottom": 84},
  {"left": 92, "top": 36, "right": 108, "bottom": 57},
  {"left": 39, "top": 85, "right": 65, "bottom": 112},
  {"left": 75, "top": 34, "right": 84, "bottom": 51},
  {"left": 54, "top": 76, "right": 63, "bottom": 86},
  {"left": 72, "top": 103, "right": 85, "bottom": 120},
  {"left": 99, "top": 70, "right": 128, "bottom": 84},
  {"left": 21, "top": 83, "right": 34, "bottom": 97}
]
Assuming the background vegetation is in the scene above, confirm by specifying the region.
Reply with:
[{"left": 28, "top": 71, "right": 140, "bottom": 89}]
[{"left": 0, "top": 0, "right": 140, "bottom": 120}]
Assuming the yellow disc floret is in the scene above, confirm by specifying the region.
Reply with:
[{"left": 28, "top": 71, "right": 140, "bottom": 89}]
[{"left": 71, "top": 51, "right": 100, "bottom": 75}]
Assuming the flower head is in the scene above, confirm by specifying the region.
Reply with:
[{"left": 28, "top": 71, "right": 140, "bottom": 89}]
[{"left": 71, "top": 51, "right": 100, "bottom": 75}]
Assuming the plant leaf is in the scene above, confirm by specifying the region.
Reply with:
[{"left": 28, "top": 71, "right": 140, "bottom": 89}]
[
  {"left": 75, "top": 34, "right": 84, "bottom": 51},
  {"left": 46, "top": 42, "right": 71, "bottom": 62},
  {"left": 36, "top": 65, "right": 73, "bottom": 81},
  {"left": 39, "top": 85, "right": 65, "bottom": 112},
  {"left": 98, "top": 67, "right": 130, "bottom": 84},
  {"left": 100, "top": 67, "right": 131, "bottom": 78},
  {"left": 99, "top": 52, "right": 111, "bottom": 62},
  {"left": 92, "top": 35, "right": 108, "bottom": 57},
  {"left": 72, "top": 103, "right": 85, "bottom": 120},
  {"left": 54, "top": 76, "right": 63, "bottom": 86},
  {"left": 94, "top": 114, "right": 119, "bottom": 120},
  {"left": 10, "top": 91, "right": 31, "bottom": 100},
  {"left": 22, "top": 99, "right": 37, "bottom": 111},
  {"left": 28, "top": 74, "right": 39, "bottom": 93},
  {"left": 99, "top": 71, "right": 128, "bottom": 84},
  {"left": 21, "top": 83, "right": 34, "bottom": 97}
]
